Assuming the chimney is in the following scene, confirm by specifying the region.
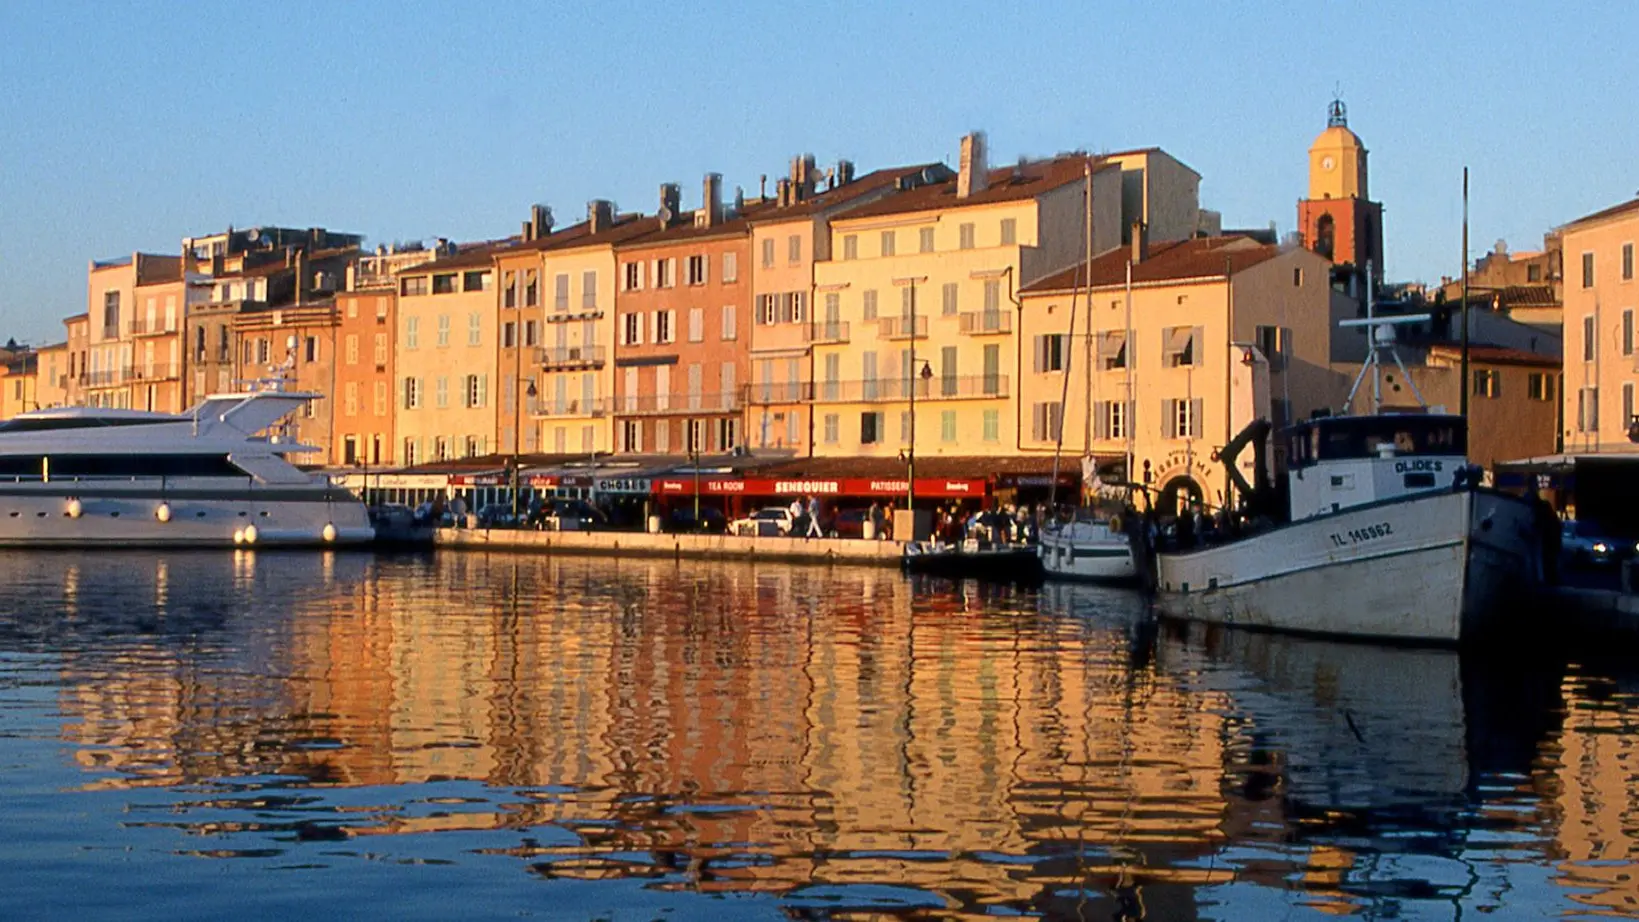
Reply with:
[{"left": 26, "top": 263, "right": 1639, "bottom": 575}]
[
  {"left": 775, "top": 178, "right": 791, "bottom": 208},
  {"left": 789, "top": 154, "right": 817, "bottom": 200},
  {"left": 837, "top": 159, "right": 855, "bottom": 186},
  {"left": 733, "top": 186, "right": 745, "bottom": 215},
  {"left": 522, "top": 220, "right": 534, "bottom": 242},
  {"left": 531, "top": 204, "right": 553, "bottom": 239},
  {"left": 1130, "top": 221, "right": 1148, "bottom": 264},
  {"left": 702, "top": 173, "right": 723, "bottom": 227},
  {"left": 587, "top": 199, "right": 614, "bottom": 234},
  {"left": 957, "top": 132, "right": 990, "bottom": 198},
  {"left": 294, "top": 248, "right": 308, "bottom": 305},
  {"left": 658, "top": 183, "right": 681, "bottom": 225}
]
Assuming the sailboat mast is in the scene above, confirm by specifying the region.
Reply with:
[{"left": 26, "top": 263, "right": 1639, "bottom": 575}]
[
  {"left": 1460, "top": 166, "right": 1470, "bottom": 419},
  {"left": 1124, "top": 257, "right": 1134, "bottom": 490},
  {"left": 1046, "top": 164, "right": 1092, "bottom": 512},
  {"left": 1082, "top": 160, "right": 1095, "bottom": 465}
]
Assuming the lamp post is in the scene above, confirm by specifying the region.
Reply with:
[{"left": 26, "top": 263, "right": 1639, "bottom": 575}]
[
  {"left": 511, "top": 375, "right": 537, "bottom": 524},
  {"left": 894, "top": 275, "right": 928, "bottom": 520},
  {"left": 689, "top": 444, "right": 701, "bottom": 529}
]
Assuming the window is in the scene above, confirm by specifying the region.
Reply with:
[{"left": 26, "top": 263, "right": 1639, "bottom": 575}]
[
  {"left": 1293, "top": 268, "right": 1304, "bottom": 287},
  {"left": 1164, "top": 326, "right": 1202, "bottom": 367},
  {"left": 860, "top": 411, "right": 882, "bottom": 444},
  {"left": 436, "top": 314, "right": 450, "bottom": 347},
  {"left": 624, "top": 262, "right": 643, "bottom": 291},
  {"left": 824, "top": 413, "right": 839, "bottom": 444},
  {"left": 982, "top": 409, "right": 999, "bottom": 442},
  {"left": 1579, "top": 387, "right": 1600, "bottom": 432},
  {"left": 524, "top": 320, "right": 539, "bottom": 347},
  {"left": 722, "top": 252, "right": 738, "bottom": 283},
  {"left": 402, "top": 377, "right": 421, "bottom": 409},
  {"left": 468, "top": 312, "right": 482, "bottom": 346},
  {"left": 622, "top": 313, "right": 643, "bottom": 345},
  {"left": 717, "top": 418, "right": 738, "bottom": 452},
  {"left": 1095, "top": 401, "right": 1129, "bottom": 440},
  {"left": 304, "top": 336, "right": 318, "bottom": 363},
  {"left": 433, "top": 437, "right": 448, "bottom": 461},
  {"left": 1626, "top": 310, "right": 1635, "bottom": 357},
  {"left": 1625, "top": 243, "right": 1635, "bottom": 281},
  {"left": 788, "top": 235, "right": 801, "bottom": 265},
  {"left": 1528, "top": 264, "right": 1543, "bottom": 283},
  {"left": 1164, "top": 398, "right": 1204, "bottom": 439},
  {"left": 942, "top": 282, "right": 958, "bottom": 316},
  {"left": 343, "top": 436, "right": 358, "bottom": 464},
  {"left": 982, "top": 344, "right": 1000, "bottom": 395},
  {"left": 1000, "top": 218, "right": 1016, "bottom": 245},
  {"left": 463, "top": 435, "right": 479, "bottom": 459},
  {"left": 895, "top": 410, "right": 910, "bottom": 443},
  {"left": 1031, "top": 403, "right": 1063, "bottom": 441},
  {"left": 374, "top": 333, "right": 388, "bottom": 366},
  {"left": 655, "top": 258, "right": 675, "bottom": 288},
  {"left": 432, "top": 273, "right": 457, "bottom": 294},
  {"left": 582, "top": 270, "right": 598, "bottom": 309},
  {"left": 686, "top": 254, "right": 707, "bottom": 286},
  {"left": 1099, "top": 331, "right": 1128, "bottom": 370},
  {"left": 721, "top": 305, "right": 737, "bottom": 340},
  {"left": 1473, "top": 368, "right": 1499, "bottom": 398},
  {"left": 620, "top": 420, "right": 642, "bottom": 453},
  {"left": 919, "top": 227, "right": 935, "bottom": 253},
  {"left": 685, "top": 419, "right": 704, "bottom": 454},
  {"left": 463, "top": 270, "right": 489, "bottom": 292},
  {"left": 1584, "top": 315, "right": 1596, "bottom": 362},
  {"left": 862, "top": 289, "right": 878, "bottom": 321},
  {"left": 465, "top": 374, "right": 487, "bottom": 408},
  {"left": 940, "top": 410, "right": 957, "bottom": 443},
  {"left": 1583, "top": 252, "right": 1595, "bottom": 289},
  {"left": 688, "top": 307, "right": 704, "bottom": 342},
  {"left": 1528, "top": 372, "right": 1554, "bottom": 402},
  {"left": 435, "top": 376, "right": 449, "bottom": 408},
  {"left": 843, "top": 235, "right": 858, "bottom": 260},
  {"left": 521, "top": 271, "right": 538, "bottom": 307},
  {"left": 983, "top": 279, "right": 1000, "bottom": 315},
  {"left": 374, "top": 381, "right": 387, "bottom": 416},
  {"left": 1626, "top": 382, "right": 1636, "bottom": 431},
  {"left": 502, "top": 321, "right": 517, "bottom": 349},
  {"left": 880, "top": 230, "right": 896, "bottom": 257},
  {"left": 345, "top": 334, "right": 358, "bottom": 365},
  {"left": 401, "top": 276, "right": 428, "bottom": 297},
  {"left": 655, "top": 310, "right": 674, "bottom": 344},
  {"left": 343, "top": 383, "right": 359, "bottom": 418},
  {"left": 761, "top": 238, "right": 776, "bottom": 268},
  {"left": 959, "top": 223, "right": 975, "bottom": 250},
  {"left": 554, "top": 273, "right": 570, "bottom": 310},
  {"left": 403, "top": 438, "right": 418, "bottom": 466},
  {"left": 1034, "top": 334, "right": 1066, "bottom": 372},
  {"left": 1255, "top": 325, "right": 1289, "bottom": 370},
  {"left": 502, "top": 271, "right": 517, "bottom": 307},
  {"left": 823, "top": 354, "right": 840, "bottom": 401}
]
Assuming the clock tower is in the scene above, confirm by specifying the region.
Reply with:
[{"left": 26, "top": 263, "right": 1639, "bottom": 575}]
[{"left": 1297, "top": 99, "right": 1384, "bottom": 283}]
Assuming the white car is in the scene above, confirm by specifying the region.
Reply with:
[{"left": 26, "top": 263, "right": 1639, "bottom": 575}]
[{"left": 731, "top": 506, "right": 796, "bottom": 537}]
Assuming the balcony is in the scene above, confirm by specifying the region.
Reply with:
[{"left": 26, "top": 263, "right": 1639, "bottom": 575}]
[
  {"left": 878, "top": 316, "right": 928, "bottom": 340},
  {"left": 536, "top": 344, "right": 606, "bottom": 370},
  {"left": 615, "top": 391, "right": 744, "bottom": 415},
  {"left": 128, "top": 318, "right": 177, "bottom": 336},
  {"left": 804, "top": 321, "right": 851, "bottom": 345},
  {"left": 812, "top": 375, "right": 1010, "bottom": 403},
  {"left": 545, "top": 305, "right": 603, "bottom": 323},
  {"left": 100, "top": 325, "right": 120, "bottom": 340},
  {"left": 123, "top": 364, "right": 181, "bottom": 381},
  {"left": 534, "top": 397, "right": 610, "bottom": 419},
  {"left": 749, "top": 381, "right": 813, "bottom": 405},
  {"left": 958, "top": 311, "right": 1012, "bottom": 335},
  {"left": 87, "top": 370, "right": 120, "bottom": 387}
]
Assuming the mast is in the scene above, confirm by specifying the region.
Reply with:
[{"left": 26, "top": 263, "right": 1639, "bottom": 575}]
[
  {"left": 1460, "top": 167, "right": 1470, "bottom": 419},
  {"left": 1124, "top": 257, "right": 1134, "bottom": 492},
  {"left": 1047, "top": 162, "right": 1092, "bottom": 513},
  {"left": 1081, "top": 160, "right": 1095, "bottom": 468}
]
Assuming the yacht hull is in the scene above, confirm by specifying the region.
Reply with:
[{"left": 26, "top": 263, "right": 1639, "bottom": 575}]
[
  {"left": 1153, "top": 489, "right": 1539, "bottom": 644},
  {"left": 1037, "top": 523, "right": 1138, "bottom": 585},
  {"left": 0, "top": 482, "right": 373, "bottom": 547}
]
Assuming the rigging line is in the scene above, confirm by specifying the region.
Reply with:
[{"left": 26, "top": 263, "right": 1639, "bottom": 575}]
[{"left": 1047, "top": 164, "right": 1092, "bottom": 513}]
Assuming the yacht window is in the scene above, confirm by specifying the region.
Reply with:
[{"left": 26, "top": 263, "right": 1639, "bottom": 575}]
[{"left": 0, "top": 454, "right": 246, "bottom": 478}]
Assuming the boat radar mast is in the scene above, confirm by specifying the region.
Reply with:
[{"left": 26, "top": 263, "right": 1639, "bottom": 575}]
[{"left": 1338, "top": 260, "right": 1430, "bottom": 415}]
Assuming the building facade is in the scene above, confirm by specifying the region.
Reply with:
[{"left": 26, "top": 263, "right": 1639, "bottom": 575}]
[
  {"left": 1296, "top": 100, "right": 1384, "bottom": 285},
  {"left": 84, "top": 253, "right": 182, "bottom": 408},
  {"left": 1562, "top": 197, "right": 1639, "bottom": 452},
  {"left": 232, "top": 302, "right": 340, "bottom": 460},
  {"left": 330, "top": 247, "right": 434, "bottom": 467},
  {"left": 394, "top": 244, "right": 503, "bottom": 466}
]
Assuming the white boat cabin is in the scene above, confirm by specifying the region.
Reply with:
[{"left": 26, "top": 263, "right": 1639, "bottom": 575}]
[{"left": 1285, "top": 414, "right": 1467, "bottom": 521}]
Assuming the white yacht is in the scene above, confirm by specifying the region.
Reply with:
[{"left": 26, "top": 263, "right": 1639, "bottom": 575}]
[
  {"left": 1037, "top": 516, "right": 1138, "bottom": 584},
  {"left": 0, "top": 383, "right": 371, "bottom": 547}
]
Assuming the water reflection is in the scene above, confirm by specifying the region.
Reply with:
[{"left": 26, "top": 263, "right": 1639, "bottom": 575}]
[{"left": 1, "top": 551, "right": 1637, "bottom": 917}]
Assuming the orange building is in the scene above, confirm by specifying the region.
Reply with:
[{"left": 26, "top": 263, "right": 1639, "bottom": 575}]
[
  {"left": 611, "top": 177, "right": 758, "bottom": 454},
  {"left": 1296, "top": 99, "right": 1384, "bottom": 285},
  {"left": 232, "top": 301, "right": 340, "bottom": 461},
  {"left": 331, "top": 248, "right": 435, "bottom": 467}
]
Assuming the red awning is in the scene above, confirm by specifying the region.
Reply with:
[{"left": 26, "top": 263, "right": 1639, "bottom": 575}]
[{"left": 652, "top": 476, "right": 988, "bottom": 498}]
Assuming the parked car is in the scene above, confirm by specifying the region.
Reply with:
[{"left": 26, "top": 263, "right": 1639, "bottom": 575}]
[
  {"left": 665, "top": 506, "right": 727, "bottom": 534},
  {"left": 537, "top": 498, "right": 608, "bottom": 531},
  {"left": 829, "top": 507, "right": 870, "bottom": 539},
  {"left": 1561, "top": 520, "right": 1636, "bottom": 568},
  {"left": 731, "top": 506, "right": 795, "bottom": 537},
  {"left": 476, "top": 504, "right": 525, "bottom": 529}
]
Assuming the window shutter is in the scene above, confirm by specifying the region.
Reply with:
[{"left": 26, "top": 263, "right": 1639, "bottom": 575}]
[
  {"left": 1163, "top": 399, "right": 1175, "bottom": 438},
  {"left": 1193, "top": 327, "right": 1205, "bottom": 365},
  {"left": 1032, "top": 335, "right": 1043, "bottom": 373},
  {"left": 1191, "top": 398, "right": 1204, "bottom": 438}
]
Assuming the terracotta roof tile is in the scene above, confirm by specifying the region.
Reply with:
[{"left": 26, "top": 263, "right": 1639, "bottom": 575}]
[
  {"left": 748, "top": 164, "right": 951, "bottom": 223},
  {"left": 1022, "top": 236, "right": 1282, "bottom": 293},
  {"left": 1426, "top": 343, "right": 1558, "bottom": 367},
  {"left": 831, "top": 155, "right": 1106, "bottom": 223},
  {"left": 1563, "top": 196, "right": 1639, "bottom": 230}
]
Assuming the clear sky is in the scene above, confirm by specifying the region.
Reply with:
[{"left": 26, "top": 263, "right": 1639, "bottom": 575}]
[{"left": 1, "top": 0, "right": 1634, "bottom": 345}]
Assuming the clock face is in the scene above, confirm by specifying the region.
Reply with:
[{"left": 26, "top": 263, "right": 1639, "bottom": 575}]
[{"left": 1321, "top": 155, "right": 1336, "bottom": 172}]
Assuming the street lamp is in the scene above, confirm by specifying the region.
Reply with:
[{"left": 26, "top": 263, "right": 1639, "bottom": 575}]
[
  {"left": 893, "top": 275, "right": 928, "bottom": 523},
  {"left": 510, "top": 376, "right": 538, "bottom": 523},
  {"left": 688, "top": 444, "right": 701, "bottom": 529}
]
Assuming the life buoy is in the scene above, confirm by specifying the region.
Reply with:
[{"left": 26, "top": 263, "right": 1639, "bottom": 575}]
[{"left": 1109, "top": 514, "right": 1123, "bottom": 534}]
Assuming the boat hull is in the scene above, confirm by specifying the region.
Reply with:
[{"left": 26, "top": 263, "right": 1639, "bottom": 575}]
[
  {"left": 1037, "top": 524, "right": 1138, "bottom": 585},
  {"left": 1153, "top": 489, "right": 1539, "bottom": 643},
  {"left": 0, "top": 481, "right": 373, "bottom": 547}
]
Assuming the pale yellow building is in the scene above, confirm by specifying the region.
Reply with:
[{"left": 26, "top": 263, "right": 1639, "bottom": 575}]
[
  {"left": 32, "top": 342, "right": 68, "bottom": 410},
  {"left": 83, "top": 253, "right": 182, "bottom": 409},
  {"left": 1020, "top": 236, "right": 1334, "bottom": 509},
  {"left": 394, "top": 244, "right": 504, "bottom": 465},
  {"left": 808, "top": 138, "right": 1124, "bottom": 461},
  {"left": 1560, "top": 196, "right": 1638, "bottom": 452}
]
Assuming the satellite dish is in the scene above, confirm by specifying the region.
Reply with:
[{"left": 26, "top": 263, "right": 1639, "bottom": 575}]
[
  {"left": 246, "top": 228, "right": 260, "bottom": 242},
  {"left": 657, "top": 205, "right": 674, "bottom": 226}
]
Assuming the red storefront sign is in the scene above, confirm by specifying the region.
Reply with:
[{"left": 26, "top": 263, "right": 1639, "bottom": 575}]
[
  {"left": 652, "top": 477, "right": 987, "bottom": 498},
  {"left": 448, "top": 473, "right": 507, "bottom": 486}
]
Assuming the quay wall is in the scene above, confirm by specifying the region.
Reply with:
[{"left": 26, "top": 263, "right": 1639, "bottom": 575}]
[{"left": 434, "top": 528, "right": 907, "bottom": 566}]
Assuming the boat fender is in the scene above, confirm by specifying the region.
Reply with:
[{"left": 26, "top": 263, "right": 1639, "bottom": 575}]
[
  {"left": 243, "top": 524, "right": 259, "bottom": 545},
  {"left": 1109, "top": 514, "right": 1123, "bottom": 534},
  {"left": 66, "top": 498, "right": 83, "bottom": 519},
  {"left": 156, "top": 503, "right": 171, "bottom": 523},
  {"left": 233, "top": 528, "right": 245, "bottom": 545},
  {"left": 322, "top": 523, "right": 337, "bottom": 543}
]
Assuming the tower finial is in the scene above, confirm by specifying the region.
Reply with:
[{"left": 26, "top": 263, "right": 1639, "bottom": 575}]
[{"left": 1328, "top": 91, "right": 1347, "bottom": 128}]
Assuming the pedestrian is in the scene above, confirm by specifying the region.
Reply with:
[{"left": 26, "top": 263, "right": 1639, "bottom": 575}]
[
  {"left": 868, "top": 500, "right": 882, "bottom": 540},
  {"left": 789, "top": 496, "right": 805, "bottom": 536},
  {"left": 806, "top": 495, "right": 824, "bottom": 539},
  {"left": 883, "top": 501, "right": 895, "bottom": 540}
]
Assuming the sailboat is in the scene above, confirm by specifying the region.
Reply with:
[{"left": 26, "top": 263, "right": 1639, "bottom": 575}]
[
  {"left": 1149, "top": 274, "right": 1545, "bottom": 644},
  {"left": 1036, "top": 163, "right": 1138, "bottom": 585}
]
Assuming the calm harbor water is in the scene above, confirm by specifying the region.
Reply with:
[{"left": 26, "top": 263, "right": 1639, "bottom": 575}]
[{"left": 0, "top": 551, "right": 1636, "bottom": 920}]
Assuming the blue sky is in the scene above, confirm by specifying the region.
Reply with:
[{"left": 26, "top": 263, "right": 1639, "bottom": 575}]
[{"left": 1, "top": 0, "right": 1634, "bottom": 344}]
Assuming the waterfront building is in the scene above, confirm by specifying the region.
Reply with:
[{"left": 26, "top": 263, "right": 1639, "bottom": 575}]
[
  {"left": 746, "top": 157, "right": 952, "bottom": 452},
  {"left": 231, "top": 300, "right": 340, "bottom": 460},
  {"left": 533, "top": 201, "right": 654, "bottom": 456},
  {"left": 1437, "top": 236, "right": 1563, "bottom": 334},
  {"left": 611, "top": 177, "right": 757, "bottom": 455},
  {"left": 32, "top": 341, "right": 69, "bottom": 409},
  {"left": 0, "top": 347, "right": 37, "bottom": 418},
  {"left": 1295, "top": 100, "right": 1384, "bottom": 286},
  {"left": 83, "top": 252, "right": 182, "bottom": 408},
  {"left": 494, "top": 207, "right": 553, "bottom": 456},
  {"left": 393, "top": 241, "right": 506, "bottom": 466},
  {"left": 1020, "top": 236, "right": 1334, "bottom": 510},
  {"left": 1560, "top": 196, "right": 1639, "bottom": 453},
  {"left": 331, "top": 245, "right": 436, "bottom": 467}
]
